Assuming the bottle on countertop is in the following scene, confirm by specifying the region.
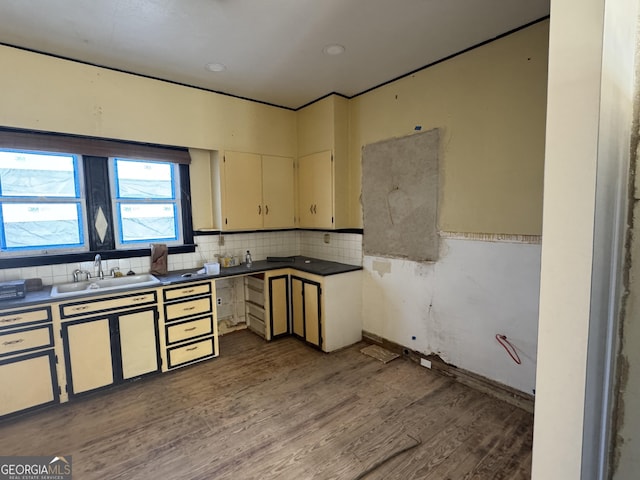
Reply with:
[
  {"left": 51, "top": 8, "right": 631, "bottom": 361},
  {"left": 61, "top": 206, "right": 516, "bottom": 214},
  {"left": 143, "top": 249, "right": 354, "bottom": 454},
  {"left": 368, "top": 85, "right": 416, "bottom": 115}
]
[{"left": 245, "top": 250, "right": 252, "bottom": 267}]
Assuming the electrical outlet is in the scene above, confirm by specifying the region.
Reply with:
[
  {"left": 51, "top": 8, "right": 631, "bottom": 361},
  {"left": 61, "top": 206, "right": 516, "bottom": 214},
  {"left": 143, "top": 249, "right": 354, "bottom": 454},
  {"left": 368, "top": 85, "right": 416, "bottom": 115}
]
[
  {"left": 217, "top": 298, "right": 222, "bottom": 305},
  {"left": 420, "top": 358, "right": 432, "bottom": 369},
  {"left": 219, "top": 235, "right": 224, "bottom": 246},
  {"left": 324, "top": 233, "right": 330, "bottom": 244}
]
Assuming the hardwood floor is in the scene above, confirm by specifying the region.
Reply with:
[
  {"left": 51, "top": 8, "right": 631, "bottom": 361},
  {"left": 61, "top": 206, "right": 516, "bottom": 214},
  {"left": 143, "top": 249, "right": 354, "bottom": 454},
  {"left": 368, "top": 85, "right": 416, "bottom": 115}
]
[{"left": 0, "top": 330, "right": 533, "bottom": 479}]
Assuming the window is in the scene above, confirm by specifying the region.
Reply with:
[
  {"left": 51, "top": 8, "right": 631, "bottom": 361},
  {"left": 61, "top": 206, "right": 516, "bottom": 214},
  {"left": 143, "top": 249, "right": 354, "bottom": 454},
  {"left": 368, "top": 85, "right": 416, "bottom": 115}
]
[
  {"left": 0, "top": 129, "right": 194, "bottom": 267},
  {"left": 111, "top": 158, "right": 182, "bottom": 247},
  {"left": 0, "top": 150, "right": 87, "bottom": 254}
]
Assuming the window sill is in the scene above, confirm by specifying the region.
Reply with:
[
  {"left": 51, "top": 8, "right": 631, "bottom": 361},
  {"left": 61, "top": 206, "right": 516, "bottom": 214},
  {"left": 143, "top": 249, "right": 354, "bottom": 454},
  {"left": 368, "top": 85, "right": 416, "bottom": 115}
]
[{"left": 0, "top": 244, "right": 197, "bottom": 269}]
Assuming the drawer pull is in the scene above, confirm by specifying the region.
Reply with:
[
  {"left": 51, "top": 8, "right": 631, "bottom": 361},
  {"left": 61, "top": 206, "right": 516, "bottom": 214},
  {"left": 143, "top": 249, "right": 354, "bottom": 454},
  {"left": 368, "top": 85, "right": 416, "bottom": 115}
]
[
  {"left": 186, "top": 346, "right": 198, "bottom": 351},
  {"left": 132, "top": 296, "right": 147, "bottom": 302},
  {"left": 184, "top": 327, "right": 197, "bottom": 332},
  {"left": 183, "top": 306, "right": 195, "bottom": 311},
  {"left": 0, "top": 316, "right": 22, "bottom": 323},
  {"left": 2, "top": 338, "right": 24, "bottom": 346},
  {"left": 72, "top": 306, "right": 88, "bottom": 311},
  {"left": 182, "top": 289, "right": 195, "bottom": 294}
]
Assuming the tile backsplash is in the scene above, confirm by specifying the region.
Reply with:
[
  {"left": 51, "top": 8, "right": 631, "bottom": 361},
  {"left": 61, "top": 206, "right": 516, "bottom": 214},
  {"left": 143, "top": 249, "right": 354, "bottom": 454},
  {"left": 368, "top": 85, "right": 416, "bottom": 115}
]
[{"left": 0, "top": 231, "right": 362, "bottom": 286}]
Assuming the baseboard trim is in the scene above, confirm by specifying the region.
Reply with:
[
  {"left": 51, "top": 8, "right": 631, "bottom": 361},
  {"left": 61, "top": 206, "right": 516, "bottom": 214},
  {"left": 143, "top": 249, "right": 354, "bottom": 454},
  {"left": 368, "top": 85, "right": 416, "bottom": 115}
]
[{"left": 362, "top": 331, "right": 535, "bottom": 413}]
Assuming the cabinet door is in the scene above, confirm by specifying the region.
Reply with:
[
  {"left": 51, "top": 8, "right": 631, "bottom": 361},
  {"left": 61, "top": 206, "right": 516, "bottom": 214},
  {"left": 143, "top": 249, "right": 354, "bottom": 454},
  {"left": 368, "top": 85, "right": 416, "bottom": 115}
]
[
  {"left": 262, "top": 155, "right": 295, "bottom": 228},
  {"left": 298, "top": 151, "right": 333, "bottom": 228},
  {"left": 223, "top": 151, "right": 263, "bottom": 230},
  {"left": 63, "top": 317, "right": 115, "bottom": 396},
  {"left": 268, "top": 275, "right": 289, "bottom": 338},
  {"left": 291, "top": 277, "right": 305, "bottom": 338},
  {"left": 118, "top": 308, "right": 159, "bottom": 380},
  {"left": 0, "top": 351, "right": 58, "bottom": 417},
  {"left": 303, "top": 281, "right": 322, "bottom": 348},
  {"left": 290, "top": 276, "right": 322, "bottom": 349}
]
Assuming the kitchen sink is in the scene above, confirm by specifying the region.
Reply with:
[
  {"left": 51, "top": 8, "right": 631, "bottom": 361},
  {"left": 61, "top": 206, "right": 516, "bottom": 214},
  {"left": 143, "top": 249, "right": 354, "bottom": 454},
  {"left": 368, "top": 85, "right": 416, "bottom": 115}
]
[{"left": 50, "top": 274, "right": 161, "bottom": 298}]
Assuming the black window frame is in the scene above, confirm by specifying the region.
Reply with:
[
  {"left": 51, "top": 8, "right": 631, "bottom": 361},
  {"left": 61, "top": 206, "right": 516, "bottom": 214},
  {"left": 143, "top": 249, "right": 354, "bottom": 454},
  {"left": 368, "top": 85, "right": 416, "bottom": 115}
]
[{"left": 0, "top": 130, "right": 195, "bottom": 269}]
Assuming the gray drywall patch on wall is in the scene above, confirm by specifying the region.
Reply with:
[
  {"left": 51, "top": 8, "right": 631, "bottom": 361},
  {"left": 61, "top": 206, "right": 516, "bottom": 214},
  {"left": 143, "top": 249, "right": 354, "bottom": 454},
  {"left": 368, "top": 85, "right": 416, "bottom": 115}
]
[{"left": 362, "top": 129, "right": 439, "bottom": 261}]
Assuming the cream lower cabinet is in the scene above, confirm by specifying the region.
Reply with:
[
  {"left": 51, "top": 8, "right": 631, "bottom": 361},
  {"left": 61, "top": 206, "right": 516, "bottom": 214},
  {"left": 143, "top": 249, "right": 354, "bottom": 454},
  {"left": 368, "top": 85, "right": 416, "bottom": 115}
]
[
  {"left": 268, "top": 273, "right": 290, "bottom": 338},
  {"left": 290, "top": 270, "right": 362, "bottom": 352},
  {"left": 161, "top": 281, "right": 218, "bottom": 370},
  {"left": 291, "top": 275, "right": 322, "bottom": 349},
  {"left": 245, "top": 271, "right": 290, "bottom": 341},
  {"left": 59, "top": 291, "right": 160, "bottom": 398},
  {"left": 0, "top": 305, "right": 58, "bottom": 418}
]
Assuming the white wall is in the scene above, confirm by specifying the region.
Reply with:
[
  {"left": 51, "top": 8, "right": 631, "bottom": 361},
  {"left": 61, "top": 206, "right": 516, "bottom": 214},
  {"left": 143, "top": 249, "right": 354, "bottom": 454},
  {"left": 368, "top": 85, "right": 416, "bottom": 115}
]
[{"left": 363, "top": 237, "right": 541, "bottom": 393}]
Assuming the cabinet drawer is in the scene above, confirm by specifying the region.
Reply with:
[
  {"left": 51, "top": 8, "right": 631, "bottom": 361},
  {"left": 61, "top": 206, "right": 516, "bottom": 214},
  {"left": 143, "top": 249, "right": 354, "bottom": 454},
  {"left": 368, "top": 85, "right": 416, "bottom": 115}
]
[
  {"left": 167, "top": 338, "right": 215, "bottom": 368},
  {"left": 0, "top": 325, "right": 53, "bottom": 357},
  {"left": 246, "top": 286, "right": 264, "bottom": 307},
  {"left": 246, "top": 301, "right": 265, "bottom": 322},
  {"left": 61, "top": 291, "right": 157, "bottom": 318},
  {"left": 165, "top": 297, "right": 212, "bottom": 322},
  {"left": 246, "top": 276, "right": 264, "bottom": 291},
  {"left": 163, "top": 282, "right": 211, "bottom": 301},
  {"left": 247, "top": 314, "right": 266, "bottom": 338},
  {"left": 0, "top": 307, "right": 50, "bottom": 330},
  {"left": 166, "top": 316, "right": 213, "bottom": 345}
]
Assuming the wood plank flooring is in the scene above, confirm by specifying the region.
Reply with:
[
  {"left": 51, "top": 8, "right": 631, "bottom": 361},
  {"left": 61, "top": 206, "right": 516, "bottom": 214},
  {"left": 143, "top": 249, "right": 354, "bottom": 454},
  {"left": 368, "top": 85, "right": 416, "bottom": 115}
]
[{"left": 0, "top": 330, "right": 533, "bottom": 479}]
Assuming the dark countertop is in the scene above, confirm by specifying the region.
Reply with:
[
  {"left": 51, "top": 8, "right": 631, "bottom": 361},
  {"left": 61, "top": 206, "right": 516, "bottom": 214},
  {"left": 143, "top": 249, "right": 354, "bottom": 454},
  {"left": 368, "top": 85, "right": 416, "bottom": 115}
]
[
  {"left": 0, "top": 256, "right": 361, "bottom": 308},
  {"left": 157, "top": 256, "right": 362, "bottom": 285}
]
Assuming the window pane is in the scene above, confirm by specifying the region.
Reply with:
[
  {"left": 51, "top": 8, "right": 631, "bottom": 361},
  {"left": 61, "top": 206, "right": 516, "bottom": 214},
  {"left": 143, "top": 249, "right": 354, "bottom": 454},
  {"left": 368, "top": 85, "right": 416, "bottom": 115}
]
[
  {"left": 1, "top": 203, "right": 83, "bottom": 249},
  {"left": 118, "top": 203, "right": 178, "bottom": 243},
  {"left": 0, "top": 151, "right": 78, "bottom": 197},
  {"left": 115, "top": 159, "right": 174, "bottom": 199}
]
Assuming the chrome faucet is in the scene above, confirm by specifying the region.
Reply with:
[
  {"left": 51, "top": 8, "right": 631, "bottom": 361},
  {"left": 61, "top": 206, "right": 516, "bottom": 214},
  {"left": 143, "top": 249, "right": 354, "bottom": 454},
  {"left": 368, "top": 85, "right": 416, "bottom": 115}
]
[{"left": 94, "top": 254, "right": 104, "bottom": 280}]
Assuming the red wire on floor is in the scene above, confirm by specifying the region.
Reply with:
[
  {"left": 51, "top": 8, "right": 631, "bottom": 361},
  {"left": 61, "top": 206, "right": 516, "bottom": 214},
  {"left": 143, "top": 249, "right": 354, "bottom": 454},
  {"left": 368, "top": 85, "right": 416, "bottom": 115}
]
[{"left": 495, "top": 334, "right": 521, "bottom": 365}]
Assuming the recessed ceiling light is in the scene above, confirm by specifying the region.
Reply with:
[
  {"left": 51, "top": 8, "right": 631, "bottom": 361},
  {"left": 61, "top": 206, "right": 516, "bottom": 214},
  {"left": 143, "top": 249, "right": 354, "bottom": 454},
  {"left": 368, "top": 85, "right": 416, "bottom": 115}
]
[
  {"left": 322, "top": 44, "right": 345, "bottom": 56},
  {"left": 205, "top": 63, "right": 227, "bottom": 72}
]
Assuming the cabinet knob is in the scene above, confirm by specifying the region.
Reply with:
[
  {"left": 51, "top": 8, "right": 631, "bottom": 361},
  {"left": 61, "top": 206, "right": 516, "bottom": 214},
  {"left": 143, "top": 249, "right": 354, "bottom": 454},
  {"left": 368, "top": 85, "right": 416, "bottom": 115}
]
[
  {"left": 265, "top": 205, "right": 269, "bottom": 215},
  {"left": 309, "top": 204, "right": 314, "bottom": 214},
  {"left": 258, "top": 205, "right": 262, "bottom": 215}
]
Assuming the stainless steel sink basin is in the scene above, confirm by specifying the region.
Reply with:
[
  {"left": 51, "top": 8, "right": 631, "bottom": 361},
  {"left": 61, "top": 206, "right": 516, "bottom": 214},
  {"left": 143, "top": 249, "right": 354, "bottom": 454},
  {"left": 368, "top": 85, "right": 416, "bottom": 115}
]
[{"left": 50, "top": 274, "right": 161, "bottom": 298}]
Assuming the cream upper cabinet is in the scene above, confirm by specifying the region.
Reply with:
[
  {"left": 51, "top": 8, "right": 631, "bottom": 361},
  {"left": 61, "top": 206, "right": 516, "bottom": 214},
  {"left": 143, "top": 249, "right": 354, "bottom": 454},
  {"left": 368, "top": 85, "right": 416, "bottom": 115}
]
[
  {"left": 262, "top": 155, "right": 295, "bottom": 229},
  {"left": 222, "top": 151, "right": 294, "bottom": 230},
  {"left": 296, "top": 94, "right": 352, "bottom": 229},
  {"left": 298, "top": 151, "right": 334, "bottom": 229},
  {"left": 222, "top": 151, "right": 264, "bottom": 230}
]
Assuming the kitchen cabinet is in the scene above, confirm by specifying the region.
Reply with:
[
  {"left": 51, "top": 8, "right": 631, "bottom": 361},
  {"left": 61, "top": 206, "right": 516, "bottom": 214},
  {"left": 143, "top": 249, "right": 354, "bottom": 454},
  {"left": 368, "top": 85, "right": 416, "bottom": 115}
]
[
  {"left": 0, "top": 305, "right": 59, "bottom": 418},
  {"left": 221, "top": 151, "right": 295, "bottom": 230},
  {"left": 161, "top": 280, "right": 218, "bottom": 370},
  {"left": 290, "top": 269, "right": 362, "bottom": 352},
  {"left": 245, "top": 274, "right": 266, "bottom": 338},
  {"left": 267, "top": 273, "right": 290, "bottom": 338},
  {"left": 291, "top": 275, "right": 322, "bottom": 348},
  {"left": 59, "top": 291, "right": 160, "bottom": 398},
  {"left": 298, "top": 151, "right": 334, "bottom": 229},
  {"left": 262, "top": 155, "right": 295, "bottom": 228},
  {"left": 296, "top": 94, "right": 353, "bottom": 229},
  {"left": 245, "top": 271, "right": 290, "bottom": 341}
]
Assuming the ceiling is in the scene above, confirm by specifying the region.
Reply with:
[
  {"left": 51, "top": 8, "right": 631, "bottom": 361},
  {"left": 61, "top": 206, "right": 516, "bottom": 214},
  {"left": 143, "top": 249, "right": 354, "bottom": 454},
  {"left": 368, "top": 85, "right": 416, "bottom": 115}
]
[{"left": 0, "top": 0, "right": 549, "bottom": 110}]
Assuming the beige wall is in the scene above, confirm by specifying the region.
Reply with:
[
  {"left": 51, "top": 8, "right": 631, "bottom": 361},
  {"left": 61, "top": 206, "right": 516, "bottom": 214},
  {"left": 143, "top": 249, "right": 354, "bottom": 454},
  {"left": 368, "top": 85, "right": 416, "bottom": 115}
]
[
  {"left": 349, "top": 21, "right": 548, "bottom": 235},
  {"left": 0, "top": 45, "right": 296, "bottom": 157}
]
